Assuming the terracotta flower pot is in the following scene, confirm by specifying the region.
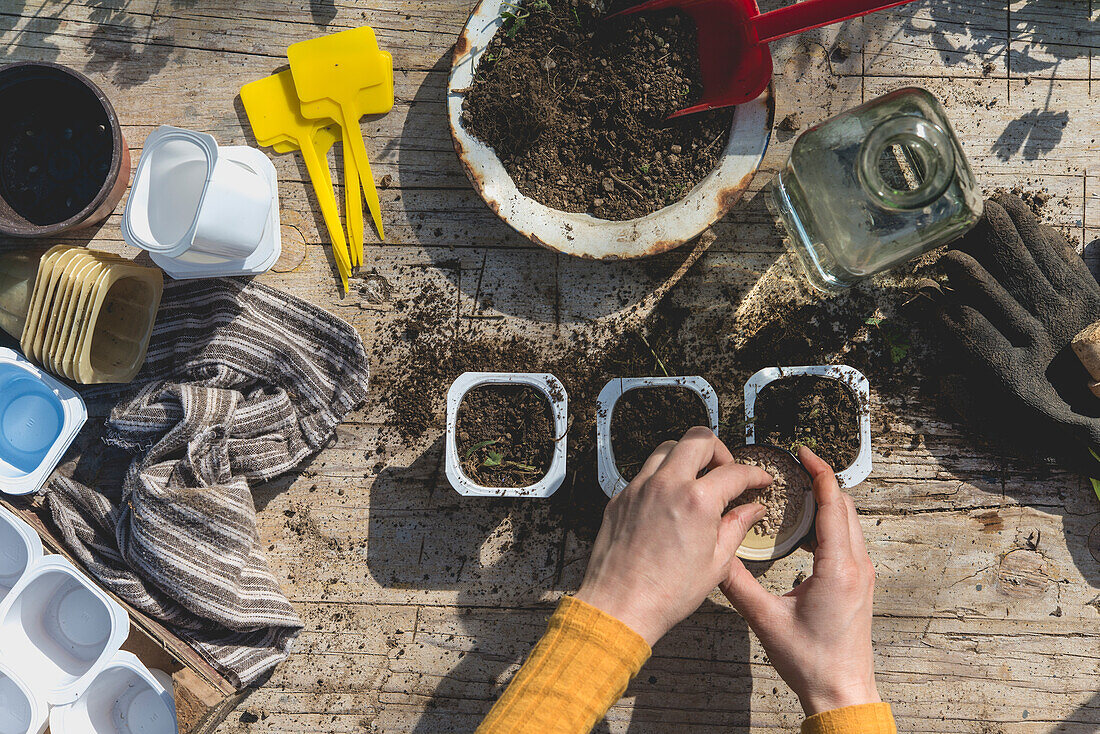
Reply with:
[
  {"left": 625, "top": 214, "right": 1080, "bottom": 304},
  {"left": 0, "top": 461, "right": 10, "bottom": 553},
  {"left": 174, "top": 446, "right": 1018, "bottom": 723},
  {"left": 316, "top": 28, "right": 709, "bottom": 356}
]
[{"left": 0, "top": 62, "right": 130, "bottom": 238}]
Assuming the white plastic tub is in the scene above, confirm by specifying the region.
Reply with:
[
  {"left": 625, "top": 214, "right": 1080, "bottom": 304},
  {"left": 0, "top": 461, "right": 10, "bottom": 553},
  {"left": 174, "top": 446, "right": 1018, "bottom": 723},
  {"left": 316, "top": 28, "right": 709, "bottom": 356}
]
[
  {"left": 0, "top": 506, "right": 42, "bottom": 604},
  {"left": 123, "top": 126, "right": 281, "bottom": 279},
  {"left": 0, "top": 659, "right": 47, "bottom": 734},
  {"left": 0, "top": 556, "right": 129, "bottom": 705},
  {"left": 744, "top": 365, "right": 872, "bottom": 489},
  {"left": 445, "top": 372, "right": 568, "bottom": 498},
  {"left": 49, "top": 651, "right": 177, "bottom": 734},
  {"left": 596, "top": 376, "right": 719, "bottom": 498},
  {"left": 0, "top": 348, "right": 87, "bottom": 496}
]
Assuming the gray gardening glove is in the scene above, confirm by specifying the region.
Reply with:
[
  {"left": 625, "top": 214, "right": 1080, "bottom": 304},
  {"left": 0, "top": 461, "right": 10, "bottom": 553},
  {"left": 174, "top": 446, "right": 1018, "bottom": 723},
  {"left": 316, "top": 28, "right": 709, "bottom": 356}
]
[{"left": 933, "top": 193, "right": 1100, "bottom": 476}]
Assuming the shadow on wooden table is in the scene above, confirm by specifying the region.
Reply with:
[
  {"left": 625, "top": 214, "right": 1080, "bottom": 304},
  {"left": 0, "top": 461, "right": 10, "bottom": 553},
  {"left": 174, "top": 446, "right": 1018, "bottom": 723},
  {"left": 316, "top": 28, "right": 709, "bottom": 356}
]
[
  {"left": 394, "top": 50, "right": 781, "bottom": 327},
  {"left": 902, "top": 0, "right": 1083, "bottom": 163}
]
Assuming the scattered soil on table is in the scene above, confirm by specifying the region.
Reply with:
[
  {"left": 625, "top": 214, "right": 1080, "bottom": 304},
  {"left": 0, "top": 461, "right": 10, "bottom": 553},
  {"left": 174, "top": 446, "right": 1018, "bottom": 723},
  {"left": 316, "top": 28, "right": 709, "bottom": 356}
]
[
  {"left": 753, "top": 375, "right": 863, "bottom": 471},
  {"left": 457, "top": 385, "right": 555, "bottom": 488},
  {"left": 727, "top": 444, "right": 810, "bottom": 538},
  {"left": 370, "top": 245, "right": 947, "bottom": 544},
  {"left": 610, "top": 387, "right": 710, "bottom": 480},
  {"left": 0, "top": 76, "right": 113, "bottom": 225},
  {"left": 461, "top": 0, "right": 735, "bottom": 220},
  {"left": 992, "top": 185, "right": 1053, "bottom": 216}
]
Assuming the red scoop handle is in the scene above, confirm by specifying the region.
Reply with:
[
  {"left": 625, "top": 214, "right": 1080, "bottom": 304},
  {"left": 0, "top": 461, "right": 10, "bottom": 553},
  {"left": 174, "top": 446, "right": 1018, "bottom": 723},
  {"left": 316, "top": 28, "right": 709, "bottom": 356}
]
[{"left": 752, "top": 0, "right": 920, "bottom": 45}]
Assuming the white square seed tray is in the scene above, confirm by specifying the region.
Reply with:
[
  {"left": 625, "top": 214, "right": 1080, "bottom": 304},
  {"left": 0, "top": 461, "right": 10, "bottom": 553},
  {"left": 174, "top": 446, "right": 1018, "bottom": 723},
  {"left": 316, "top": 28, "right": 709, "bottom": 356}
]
[
  {"left": 744, "top": 365, "right": 871, "bottom": 489},
  {"left": 597, "top": 376, "right": 719, "bottom": 498},
  {"left": 445, "top": 372, "right": 568, "bottom": 498}
]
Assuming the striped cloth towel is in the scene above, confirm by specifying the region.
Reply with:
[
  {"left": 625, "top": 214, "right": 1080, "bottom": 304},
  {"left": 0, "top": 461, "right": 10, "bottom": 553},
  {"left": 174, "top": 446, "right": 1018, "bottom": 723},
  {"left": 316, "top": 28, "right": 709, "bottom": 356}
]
[{"left": 45, "top": 279, "right": 370, "bottom": 687}]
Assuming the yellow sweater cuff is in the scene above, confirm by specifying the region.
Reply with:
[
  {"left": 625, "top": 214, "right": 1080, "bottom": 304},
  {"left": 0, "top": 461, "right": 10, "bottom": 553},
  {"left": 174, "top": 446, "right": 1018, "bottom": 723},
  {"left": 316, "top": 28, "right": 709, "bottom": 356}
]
[
  {"left": 477, "top": 596, "right": 652, "bottom": 734},
  {"left": 802, "top": 702, "right": 897, "bottom": 734}
]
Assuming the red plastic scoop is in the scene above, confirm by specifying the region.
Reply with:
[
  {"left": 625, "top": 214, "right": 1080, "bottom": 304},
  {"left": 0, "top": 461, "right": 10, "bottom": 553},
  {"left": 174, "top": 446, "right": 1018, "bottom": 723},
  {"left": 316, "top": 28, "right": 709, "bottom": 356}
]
[{"left": 610, "top": 0, "right": 920, "bottom": 117}]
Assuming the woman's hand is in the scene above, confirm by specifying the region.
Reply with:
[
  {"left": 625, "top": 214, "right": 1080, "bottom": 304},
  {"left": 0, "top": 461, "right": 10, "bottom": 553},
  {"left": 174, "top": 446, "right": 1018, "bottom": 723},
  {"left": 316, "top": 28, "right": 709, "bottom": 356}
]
[
  {"left": 721, "top": 447, "right": 880, "bottom": 716},
  {"left": 574, "top": 427, "right": 772, "bottom": 647}
]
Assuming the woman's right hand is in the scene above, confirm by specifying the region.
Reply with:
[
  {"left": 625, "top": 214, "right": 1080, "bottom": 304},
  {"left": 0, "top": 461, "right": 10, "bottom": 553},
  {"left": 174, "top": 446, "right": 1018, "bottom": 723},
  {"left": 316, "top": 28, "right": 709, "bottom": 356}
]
[{"left": 720, "top": 447, "right": 881, "bottom": 716}]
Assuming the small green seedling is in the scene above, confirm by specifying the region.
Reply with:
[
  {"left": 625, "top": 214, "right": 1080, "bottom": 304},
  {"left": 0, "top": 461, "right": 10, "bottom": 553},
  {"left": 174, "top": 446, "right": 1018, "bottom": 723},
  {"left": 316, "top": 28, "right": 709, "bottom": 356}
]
[
  {"left": 465, "top": 438, "right": 499, "bottom": 459},
  {"left": 501, "top": 1, "right": 531, "bottom": 37},
  {"left": 466, "top": 437, "right": 538, "bottom": 472},
  {"left": 865, "top": 316, "right": 911, "bottom": 364}
]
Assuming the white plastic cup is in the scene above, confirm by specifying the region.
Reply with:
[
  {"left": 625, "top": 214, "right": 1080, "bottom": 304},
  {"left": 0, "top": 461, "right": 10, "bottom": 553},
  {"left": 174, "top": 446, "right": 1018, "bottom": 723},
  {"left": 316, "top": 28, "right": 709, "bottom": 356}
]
[
  {"left": 123, "top": 126, "right": 272, "bottom": 261},
  {"left": 596, "top": 376, "right": 719, "bottom": 499},
  {"left": 0, "top": 348, "right": 87, "bottom": 496},
  {"left": 444, "top": 372, "right": 568, "bottom": 498},
  {"left": 0, "top": 506, "right": 42, "bottom": 604},
  {"left": 743, "top": 365, "right": 872, "bottom": 489},
  {"left": 49, "top": 651, "right": 177, "bottom": 734},
  {"left": 0, "top": 659, "right": 47, "bottom": 734},
  {"left": 191, "top": 156, "right": 272, "bottom": 257},
  {"left": 0, "top": 556, "right": 129, "bottom": 705}
]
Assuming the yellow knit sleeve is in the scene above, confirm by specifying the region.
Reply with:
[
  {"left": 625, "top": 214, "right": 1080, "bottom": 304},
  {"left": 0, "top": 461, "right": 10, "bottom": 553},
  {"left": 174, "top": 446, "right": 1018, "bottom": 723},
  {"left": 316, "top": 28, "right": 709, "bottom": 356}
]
[
  {"left": 476, "top": 596, "right": 652, "bottom": 734},
  {"left": 802, "top": 702, "right": 896, "bottom": 734}
]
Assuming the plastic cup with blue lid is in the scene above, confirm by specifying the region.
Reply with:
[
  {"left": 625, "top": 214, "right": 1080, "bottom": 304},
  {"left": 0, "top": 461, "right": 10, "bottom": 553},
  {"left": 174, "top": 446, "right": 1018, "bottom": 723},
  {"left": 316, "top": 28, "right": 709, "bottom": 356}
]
[{"left": 0, "top": 348, "right": 86, "bottom": 496}]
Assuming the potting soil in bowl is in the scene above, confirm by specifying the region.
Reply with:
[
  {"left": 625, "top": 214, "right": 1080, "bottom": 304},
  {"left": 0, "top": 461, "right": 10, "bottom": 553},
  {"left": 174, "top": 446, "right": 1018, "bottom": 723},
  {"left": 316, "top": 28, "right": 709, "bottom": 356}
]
[
  {"left": 461, "top": 0, "right": 735, "bottom": 221},
  {"left": 456, "top": 384, "right": 555, "bottom": 488}
]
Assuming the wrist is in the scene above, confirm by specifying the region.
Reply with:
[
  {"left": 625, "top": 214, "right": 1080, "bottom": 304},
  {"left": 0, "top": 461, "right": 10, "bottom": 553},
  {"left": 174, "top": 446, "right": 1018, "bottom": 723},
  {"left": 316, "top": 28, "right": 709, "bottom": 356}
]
[
  {"left": 800, "top": 680, "right": 881, "bottom": 717},
  {"left": 573, "top": 585, "right": 665, "bottom": 647}
]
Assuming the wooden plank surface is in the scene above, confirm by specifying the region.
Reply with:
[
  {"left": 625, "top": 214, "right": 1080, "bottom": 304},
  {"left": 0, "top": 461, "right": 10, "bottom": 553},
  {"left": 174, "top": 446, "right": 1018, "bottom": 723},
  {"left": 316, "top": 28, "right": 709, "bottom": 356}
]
[{"left": 2, "top": 0, "right": 1100, "bottom": 732}]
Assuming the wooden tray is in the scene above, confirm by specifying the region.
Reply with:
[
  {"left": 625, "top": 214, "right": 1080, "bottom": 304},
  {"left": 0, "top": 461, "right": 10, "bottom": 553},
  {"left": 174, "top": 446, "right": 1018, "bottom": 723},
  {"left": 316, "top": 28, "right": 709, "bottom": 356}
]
[{"left": 0, "top": 496, "right": 249, "bottom": 734}]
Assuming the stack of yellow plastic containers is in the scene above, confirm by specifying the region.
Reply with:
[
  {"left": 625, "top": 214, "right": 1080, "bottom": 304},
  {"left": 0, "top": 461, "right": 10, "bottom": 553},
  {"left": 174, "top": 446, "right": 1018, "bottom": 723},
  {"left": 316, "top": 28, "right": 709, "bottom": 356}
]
[{"left": 0, "top": 246, "right": 163, "bottom": 384}]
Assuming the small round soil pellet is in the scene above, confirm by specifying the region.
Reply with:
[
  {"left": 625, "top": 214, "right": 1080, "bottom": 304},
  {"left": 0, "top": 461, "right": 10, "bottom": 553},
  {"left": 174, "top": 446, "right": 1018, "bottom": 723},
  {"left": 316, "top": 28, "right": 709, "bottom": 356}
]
[{"left": 728, "top": 444, "right": 811, "bottom": 538}]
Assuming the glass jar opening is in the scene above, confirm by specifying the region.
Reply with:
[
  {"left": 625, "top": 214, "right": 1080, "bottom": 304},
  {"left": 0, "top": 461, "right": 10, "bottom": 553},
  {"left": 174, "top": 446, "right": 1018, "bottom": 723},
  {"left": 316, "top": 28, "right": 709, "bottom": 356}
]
[{"left": 858, "top": 116, "right": 955, "bottom": 210}]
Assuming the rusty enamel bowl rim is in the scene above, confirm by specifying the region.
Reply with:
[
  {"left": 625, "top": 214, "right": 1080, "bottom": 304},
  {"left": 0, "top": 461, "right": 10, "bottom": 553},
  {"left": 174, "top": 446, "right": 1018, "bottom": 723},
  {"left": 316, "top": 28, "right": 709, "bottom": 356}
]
[{"left": 447, "top": 0, "right": 774, "bottom": 260}]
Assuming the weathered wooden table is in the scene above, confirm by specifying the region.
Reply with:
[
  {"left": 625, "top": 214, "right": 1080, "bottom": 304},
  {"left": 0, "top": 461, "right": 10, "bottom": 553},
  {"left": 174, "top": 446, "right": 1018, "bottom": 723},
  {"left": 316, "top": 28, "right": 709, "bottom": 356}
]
[{"left": 3, "top": 0, "right": 1099, "bottom": 732}]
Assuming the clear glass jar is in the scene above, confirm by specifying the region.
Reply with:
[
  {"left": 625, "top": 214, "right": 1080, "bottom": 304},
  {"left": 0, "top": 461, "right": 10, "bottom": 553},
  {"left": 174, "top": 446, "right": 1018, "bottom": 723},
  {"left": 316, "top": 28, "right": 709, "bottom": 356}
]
[{"left": 768, "top": 87, "right": 982, "bottom": 292}]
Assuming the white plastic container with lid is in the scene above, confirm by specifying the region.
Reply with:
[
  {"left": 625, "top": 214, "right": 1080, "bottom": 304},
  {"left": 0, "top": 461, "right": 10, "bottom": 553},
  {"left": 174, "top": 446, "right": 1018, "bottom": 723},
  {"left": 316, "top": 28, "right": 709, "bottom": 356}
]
[
  {"left": 0, "top": 555, "right": 129, "bottom": 705},
  {"left": 0, "top": 505, "right": 42, "bottom": 604},
  {"left": 0, "top": 348, "right": 87, "bottom": 496},
  {"left": 123, "top": 125, "right": 281, "bottom": 279},
  {"left": 49, "top": 651, "right": 177, "bottom": 734},
  {"left": 0, "top": 659, "right": 48, "bottom": 734},
  {"left": 743, "top": 365, "right": 872, "bottom": 489}
]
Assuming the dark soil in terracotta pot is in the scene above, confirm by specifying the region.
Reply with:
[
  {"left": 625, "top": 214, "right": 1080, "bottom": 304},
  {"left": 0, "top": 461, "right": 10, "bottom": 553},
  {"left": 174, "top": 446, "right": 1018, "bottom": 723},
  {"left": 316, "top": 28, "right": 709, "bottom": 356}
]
[
  {"left": 611, "top": 386, "right": 709, "bottom": 480},
  {"left": 753, "top": 375, "right": 863, "bottom": 471},
  {"left": 461, "top": 0, "right": 735, "bottom": 220},
  {"left": 0, "top": 64, "right": 120, "bottom": 232},
  {"left": 457, "top": 384, "right": 556, "bottom": 487}
]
